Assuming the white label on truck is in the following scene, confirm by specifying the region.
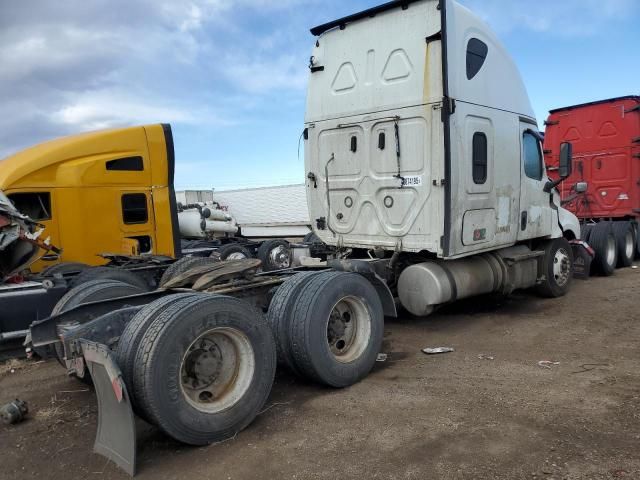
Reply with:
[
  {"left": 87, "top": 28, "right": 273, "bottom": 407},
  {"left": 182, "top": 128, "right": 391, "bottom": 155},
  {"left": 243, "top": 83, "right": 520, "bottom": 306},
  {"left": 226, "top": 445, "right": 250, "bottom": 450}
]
[{"left": 402, "top": 176, "right": 423, "bottom": 187}]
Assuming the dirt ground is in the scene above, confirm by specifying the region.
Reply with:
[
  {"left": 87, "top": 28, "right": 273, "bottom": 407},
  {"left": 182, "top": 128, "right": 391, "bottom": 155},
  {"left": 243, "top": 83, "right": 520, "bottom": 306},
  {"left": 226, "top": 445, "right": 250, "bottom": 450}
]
[{"left": 1, "top": 264, "right": 639, "bottom": 480}]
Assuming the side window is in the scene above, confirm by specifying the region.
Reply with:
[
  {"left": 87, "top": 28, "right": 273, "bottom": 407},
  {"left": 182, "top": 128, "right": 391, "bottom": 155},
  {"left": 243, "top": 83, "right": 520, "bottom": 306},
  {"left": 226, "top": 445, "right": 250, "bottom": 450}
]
[
  {"left": 466, "top": 38, "right": 488, "bottom": 80},
  {"left": 122, "top": 193, "right": 148, "bottom": 224},
  {"left": 106, "top": 156, "right": 144, "bottom": 171},
  {"left": 523, "top": 132, "right": 543, "bottom": 180},
  {"left": 8, "top": 192, "right": 52, "bottom": 221},
  {"left": 472, "top": 132, "right": 487, "bottom": 184}
]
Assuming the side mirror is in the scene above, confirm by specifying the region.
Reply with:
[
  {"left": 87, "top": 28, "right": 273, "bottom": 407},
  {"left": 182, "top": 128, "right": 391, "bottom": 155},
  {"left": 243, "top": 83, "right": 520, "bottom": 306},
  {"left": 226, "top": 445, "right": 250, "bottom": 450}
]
[
  {"left": 575, "top": 182, "right": 588, "bottom": 194},
  {"left": 558, "top": 142, "right": 573, "bottom": 179}
]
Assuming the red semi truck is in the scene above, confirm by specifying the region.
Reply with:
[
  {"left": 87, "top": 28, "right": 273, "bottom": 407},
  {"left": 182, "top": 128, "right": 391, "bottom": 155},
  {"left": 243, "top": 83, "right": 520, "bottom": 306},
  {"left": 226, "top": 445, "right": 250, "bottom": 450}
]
[{"left": 544, "top": 96, "right": 640, "bottom": 276}]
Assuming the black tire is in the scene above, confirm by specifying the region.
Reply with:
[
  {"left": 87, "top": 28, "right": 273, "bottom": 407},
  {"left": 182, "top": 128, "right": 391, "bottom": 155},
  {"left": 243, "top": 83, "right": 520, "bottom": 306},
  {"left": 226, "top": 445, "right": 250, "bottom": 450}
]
[
  {"left": 132, "top": 294, "right": 276, "bottom": 445},
  {"left": 535, "top": 238, "right": 574, "bottom": 298},
  {"left": 589, "top": 222, "right": 617, "bottom": 276},
  {"left": 41, "top": 262, "right": 90, "bottom": 278},
  {"left": 115, "top": 293, "right": 200, "bottom": 420},
  {"left": 213, "top": 244, "right": 253, "bottom": 261},
  {"left": 257, "top": 239, "right": 291, "bottom": 272},
  {"left": 580, "top": 224, "right": 595, "bottom": 243},
  {"left": 612, "top": 221, "right": 636, "bottom": 268},
  {"left": 160, "top": 257, "right": 217, "bottom": 287},
  {"left": 303, "top": 232, "right": 320, "bottom": 243},
  {"left": 266, "top": 272, "right": 319, "bottom": 372},
  {"left": 288, "top": 271, "right": 384, "bottom": 388},
  {"left": 51, "top": 280, "right": 145, "bottom": 379},
  {"left": 69, "top": 266, "right": 150, "bottom": 290}
]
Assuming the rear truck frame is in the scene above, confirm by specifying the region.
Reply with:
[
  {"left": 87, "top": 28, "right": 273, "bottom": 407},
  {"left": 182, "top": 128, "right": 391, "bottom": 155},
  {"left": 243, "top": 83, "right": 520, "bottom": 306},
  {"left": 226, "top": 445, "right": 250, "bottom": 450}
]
[
  {"left": 25, "top": 0, "right": 588, "bottom": 475},
  {"left": 544, "top": 96, "right": 640, "bottom": 276}
]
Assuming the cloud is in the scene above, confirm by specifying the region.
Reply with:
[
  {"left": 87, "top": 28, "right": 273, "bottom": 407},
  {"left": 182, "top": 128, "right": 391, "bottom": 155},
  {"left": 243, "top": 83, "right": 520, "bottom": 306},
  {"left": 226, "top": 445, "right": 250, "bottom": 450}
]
[
  {"left": 0, "top": 0, "right": 319, "bottom": 158},
  {"left": 460, "top": 0, "right": 638, "bottom": 36}
]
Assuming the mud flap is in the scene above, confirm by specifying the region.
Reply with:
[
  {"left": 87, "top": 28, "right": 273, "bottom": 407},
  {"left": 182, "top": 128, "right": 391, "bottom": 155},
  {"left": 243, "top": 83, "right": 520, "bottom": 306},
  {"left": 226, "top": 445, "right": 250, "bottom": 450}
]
[{"left": 79, "top": 340, "right": 137, "bottom": 476}]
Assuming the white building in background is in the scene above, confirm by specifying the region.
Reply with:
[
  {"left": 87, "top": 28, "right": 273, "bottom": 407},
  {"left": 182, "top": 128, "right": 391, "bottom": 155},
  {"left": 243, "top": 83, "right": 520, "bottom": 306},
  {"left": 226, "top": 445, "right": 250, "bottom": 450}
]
[{"left": 176, "top": 185, "right": 311, "bottom": 238}]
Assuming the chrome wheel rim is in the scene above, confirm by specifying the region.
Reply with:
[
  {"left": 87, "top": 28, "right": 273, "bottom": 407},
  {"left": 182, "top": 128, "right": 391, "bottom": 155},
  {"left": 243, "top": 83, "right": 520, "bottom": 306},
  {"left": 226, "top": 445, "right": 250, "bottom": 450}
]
[
  {"left": 553, "top": 247, "right": 571, "bottom": 287},
  {"left": 326, "top": 296, "right": 371, "bottom": 363},
  {"left": 268, "top": 245, "right": 291, "bottom": 269},
  {"left": 624, "top": 231, "right": 634, "bottom": 260},
  {"left": 606, "top": 235, "right": 616, "bottom": 266},
  {"left": 180, "top": 327, "right": 255, "bottom": 414}
]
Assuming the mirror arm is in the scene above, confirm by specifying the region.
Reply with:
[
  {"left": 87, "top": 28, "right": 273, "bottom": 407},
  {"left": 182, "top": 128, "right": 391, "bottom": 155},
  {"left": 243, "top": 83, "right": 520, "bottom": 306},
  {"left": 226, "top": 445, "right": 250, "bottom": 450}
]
[{"left": 544, "top": 178, "right": 563, "bottom": 194}]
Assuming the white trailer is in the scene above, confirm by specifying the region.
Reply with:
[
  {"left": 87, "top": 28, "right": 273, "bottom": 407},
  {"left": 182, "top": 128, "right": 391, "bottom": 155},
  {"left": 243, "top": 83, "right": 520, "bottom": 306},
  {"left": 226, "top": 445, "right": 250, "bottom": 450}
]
[{"left": 28, "top": 1, "right": 583, "bottom": 475}]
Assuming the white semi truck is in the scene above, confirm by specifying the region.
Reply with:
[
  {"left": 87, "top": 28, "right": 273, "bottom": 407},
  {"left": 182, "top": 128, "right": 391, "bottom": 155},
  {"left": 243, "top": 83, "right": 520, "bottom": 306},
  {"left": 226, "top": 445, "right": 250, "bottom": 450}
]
[{"left": 26, "top": 0, "right": 581, "bottom": 475}]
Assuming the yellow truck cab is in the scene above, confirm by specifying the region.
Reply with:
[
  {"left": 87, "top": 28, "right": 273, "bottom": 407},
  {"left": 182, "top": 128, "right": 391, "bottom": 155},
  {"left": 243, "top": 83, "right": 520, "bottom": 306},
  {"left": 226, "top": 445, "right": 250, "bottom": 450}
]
[{"left": 0, "top": 124, "right": 180, "bottom": 272}]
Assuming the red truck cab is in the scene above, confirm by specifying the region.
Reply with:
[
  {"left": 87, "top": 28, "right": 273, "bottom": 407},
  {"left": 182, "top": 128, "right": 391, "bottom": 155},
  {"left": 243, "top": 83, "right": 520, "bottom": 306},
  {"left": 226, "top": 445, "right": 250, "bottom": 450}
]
[{"left": 544, "top": 96, "right": 640, "bottom": 275}]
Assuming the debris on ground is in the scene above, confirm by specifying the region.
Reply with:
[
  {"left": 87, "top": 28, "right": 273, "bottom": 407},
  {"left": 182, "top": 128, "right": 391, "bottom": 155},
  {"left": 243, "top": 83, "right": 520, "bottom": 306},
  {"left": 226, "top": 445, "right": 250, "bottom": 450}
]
[
  {"left": 422, "top": 347, "right": 455, "bottom": 355},
  {"left": 376, "top": 353, "right": 388, "bottom": 362},
  {"left": 538, "top": 360, "right": 560, "bottom": 369},
  {"left": 0, "top": 399, "right": 28, "bottom": 425},
  {"left": 478, "top": 354, "right": 495, "bottom": 361}
]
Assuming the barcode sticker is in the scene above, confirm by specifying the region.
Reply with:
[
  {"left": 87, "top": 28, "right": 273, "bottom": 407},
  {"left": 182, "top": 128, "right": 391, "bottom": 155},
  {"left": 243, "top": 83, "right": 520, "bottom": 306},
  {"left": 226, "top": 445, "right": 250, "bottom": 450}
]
[{"left": 401, "top": 176, "right": 423, "bottom": 187}]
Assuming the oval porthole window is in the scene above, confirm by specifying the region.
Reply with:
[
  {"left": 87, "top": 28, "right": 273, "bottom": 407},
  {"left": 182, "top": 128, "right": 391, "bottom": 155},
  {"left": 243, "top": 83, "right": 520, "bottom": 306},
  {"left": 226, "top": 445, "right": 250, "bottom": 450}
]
[
  {"left": 384, "top": 196, "right": 394, "bottom": 209},
  {"left": 466, "top": 38, "right": 488, "bottom": 80}
]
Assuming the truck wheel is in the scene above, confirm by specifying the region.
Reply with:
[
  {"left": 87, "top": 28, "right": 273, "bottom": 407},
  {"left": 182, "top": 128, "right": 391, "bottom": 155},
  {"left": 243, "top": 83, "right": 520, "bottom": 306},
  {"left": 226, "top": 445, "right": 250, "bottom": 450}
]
[
  {"left": 132, "top": 295, "right": 276, "bottom": 445},
  {"left": 589, "top": 222, "right": 617, "bottom": 276},
  {"left": 258, "top": 239, "right": 291, "bottom": 272},
  {"left": 580, "top": 224, "right": 594, "bottom": 243},
  {"left": 213, "top": 244, "right": 253, "bottom": 261},
  {"left": 612, "top": 221, "right": 636, "bottom": 268},
  {"left": 266, "top": 272, "right": 318, "bottom": 372},
  {"left": 69, "top": 266, "right": 151, "bottom": 291},
  {"left": 160, "top": 257, "right": 217, "bottom": 287},
  {"left": 41, "top": 262, "right": 90, "bottom": 278},
  {"left": 52, "top": 280, "right": 146, "bottom": 377},
  {"left": 288, "top": 271, "right": 384, "bottom": 387},
  {"left": 535, "top": 238, "right": 574, "bottom": 298},
  {"left": 115, "top": 293, "right": 201, "bottom": 420}
]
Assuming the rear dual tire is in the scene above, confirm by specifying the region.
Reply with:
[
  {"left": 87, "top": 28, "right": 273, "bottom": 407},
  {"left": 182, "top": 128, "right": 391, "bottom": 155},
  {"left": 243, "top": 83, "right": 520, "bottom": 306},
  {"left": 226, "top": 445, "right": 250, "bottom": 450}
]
[
  {"left": 585, "top": 222, "right": 617, "bottom": 276},
  {"left": 612, "top": 221, "right": 636, "bottom": 268},
  {"left": 130, "top": 295, "right": 276, "bottom": 445},
  {"left": 269, "top": 271, "right": 384, "bottom": 388}
]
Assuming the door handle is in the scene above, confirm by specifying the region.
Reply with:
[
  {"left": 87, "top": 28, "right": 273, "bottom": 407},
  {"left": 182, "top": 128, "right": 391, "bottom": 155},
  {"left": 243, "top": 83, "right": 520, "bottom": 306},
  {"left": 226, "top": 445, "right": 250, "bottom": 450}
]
[{"left": 520, "top": 211, "right": 528, "bottom": 231}]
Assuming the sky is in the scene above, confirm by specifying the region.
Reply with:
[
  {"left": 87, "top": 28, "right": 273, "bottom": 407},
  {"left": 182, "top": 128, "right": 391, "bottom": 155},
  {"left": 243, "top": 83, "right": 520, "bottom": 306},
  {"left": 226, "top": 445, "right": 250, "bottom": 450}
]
[{"left": 0, "top": 0, "right": 638, "bottom": 190}]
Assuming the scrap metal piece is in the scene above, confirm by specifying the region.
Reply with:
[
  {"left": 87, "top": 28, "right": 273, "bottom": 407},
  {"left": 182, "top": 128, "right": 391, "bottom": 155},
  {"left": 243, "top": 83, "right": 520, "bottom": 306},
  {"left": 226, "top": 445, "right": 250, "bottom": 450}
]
[
  {"left": 0, "top": 399, "right": 28, "bottom": 424},
  {"left": 422, "top": 347, "right": 455, "bottom": 355},
  {"left": 80, "top": 340, "right": 137, "bottom": 476}
]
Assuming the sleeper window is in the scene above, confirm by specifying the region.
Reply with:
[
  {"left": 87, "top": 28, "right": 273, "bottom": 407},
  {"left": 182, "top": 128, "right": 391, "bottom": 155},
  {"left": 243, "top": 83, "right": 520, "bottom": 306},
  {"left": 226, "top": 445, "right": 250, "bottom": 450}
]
[
  {"left": 523, "top": 132, "right": 543, "bottom": 180},
  {"left": 472, "top": 132, "right": 487, "bottom": 184},
  {"left": 466, "top": 38, "right": 488, "bottom": 80},
  {"left": 122, "top": 193, "right": 148, "bottom": 224},
  {"left": 106, "top": 156, "right": 144, "bottom": 171}
]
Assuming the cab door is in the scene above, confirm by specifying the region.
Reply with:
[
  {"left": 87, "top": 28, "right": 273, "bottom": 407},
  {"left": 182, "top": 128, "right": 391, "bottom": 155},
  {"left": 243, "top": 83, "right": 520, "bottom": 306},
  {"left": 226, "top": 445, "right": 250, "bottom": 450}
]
[{"left": 517, "top": 124, "right": 553, "bottom": 241}]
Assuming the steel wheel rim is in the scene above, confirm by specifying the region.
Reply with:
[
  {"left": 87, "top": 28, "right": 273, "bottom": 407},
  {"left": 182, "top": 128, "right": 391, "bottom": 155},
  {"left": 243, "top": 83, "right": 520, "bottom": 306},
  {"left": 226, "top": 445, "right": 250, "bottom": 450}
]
[
  {"left": 606, "top": 235, "right": 616, "bottom": 266},
  {"left": 624, "top": 231, "right": 634, "bottom": 260},
  {"left": 268, "top": 245, "right": 291, "bottom": 269},
  {"left": 179, "top": 327, "right": 255, "bottom": 414},
  {"left": 326, "top": 295, "right": 372, "bottom": 363},
  {"left": 553, "top": 247, "right": 571, "bottom": 287},
  {"left": 226, "top": 252, "right": 247, "bottom": 260}
]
